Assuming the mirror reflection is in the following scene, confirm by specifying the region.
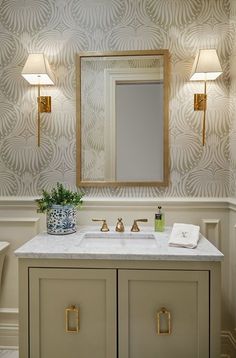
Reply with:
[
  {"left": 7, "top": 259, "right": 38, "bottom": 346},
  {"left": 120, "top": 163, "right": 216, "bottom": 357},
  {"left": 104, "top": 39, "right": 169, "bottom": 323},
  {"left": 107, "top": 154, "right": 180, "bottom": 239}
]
[{"left": 76, "top": 50, "right": 169, "bottom": 187}]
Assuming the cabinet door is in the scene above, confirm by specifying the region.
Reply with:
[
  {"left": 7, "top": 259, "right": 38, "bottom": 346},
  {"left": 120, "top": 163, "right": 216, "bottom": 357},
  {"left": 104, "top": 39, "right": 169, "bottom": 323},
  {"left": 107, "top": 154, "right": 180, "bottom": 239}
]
[
  {"left": 118, "top": 269, "right": 209, "bottom": 358},
  {"left": 29, "top": 268, "right": 116, "bottom": 358}
]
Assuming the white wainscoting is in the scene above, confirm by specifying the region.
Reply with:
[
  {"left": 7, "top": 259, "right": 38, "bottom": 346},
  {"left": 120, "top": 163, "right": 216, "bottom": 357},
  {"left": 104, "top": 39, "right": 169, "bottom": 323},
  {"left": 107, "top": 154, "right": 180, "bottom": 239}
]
[
  {"left": 0, "top": 204, "right": 41, "bottom": 348},
  {"left": 0, "top": 197, "right": 235, "bottom": 356}
]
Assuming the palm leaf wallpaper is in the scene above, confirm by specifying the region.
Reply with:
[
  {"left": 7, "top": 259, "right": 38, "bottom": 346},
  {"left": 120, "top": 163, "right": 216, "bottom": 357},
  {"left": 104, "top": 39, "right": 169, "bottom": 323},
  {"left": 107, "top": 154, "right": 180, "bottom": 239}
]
[{"left": 0, "top": 0, "right": 235, "bottom": 197}]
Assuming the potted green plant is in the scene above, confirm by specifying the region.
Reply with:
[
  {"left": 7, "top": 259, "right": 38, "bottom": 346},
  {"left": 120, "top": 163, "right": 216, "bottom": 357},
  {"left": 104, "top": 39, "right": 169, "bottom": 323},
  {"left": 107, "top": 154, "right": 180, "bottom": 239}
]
[{"left": 35, "top": 183, "right": 84, "bottom": 235}]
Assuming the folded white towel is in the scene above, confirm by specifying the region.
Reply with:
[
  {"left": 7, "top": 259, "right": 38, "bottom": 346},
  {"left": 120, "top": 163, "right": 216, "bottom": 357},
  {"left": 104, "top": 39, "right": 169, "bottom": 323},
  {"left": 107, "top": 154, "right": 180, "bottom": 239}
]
[{"left": 168, "top": 223, "right": 200, "bottom": 249}]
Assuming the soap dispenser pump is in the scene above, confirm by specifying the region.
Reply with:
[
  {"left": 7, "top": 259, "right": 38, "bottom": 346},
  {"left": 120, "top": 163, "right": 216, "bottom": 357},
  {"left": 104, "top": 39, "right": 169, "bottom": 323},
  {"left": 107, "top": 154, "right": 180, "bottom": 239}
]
[{"left": 155, "top": 206, "right": 165, "bottom": 232}]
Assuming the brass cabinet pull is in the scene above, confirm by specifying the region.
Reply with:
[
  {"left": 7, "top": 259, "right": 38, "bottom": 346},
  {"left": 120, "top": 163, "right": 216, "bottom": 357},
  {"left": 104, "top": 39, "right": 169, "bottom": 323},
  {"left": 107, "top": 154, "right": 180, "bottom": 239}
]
[
  {"left": 65, "top": 305, "right": 80, "bottom": 333},
  {"left": 157, "top": 307, "right": 171, "bottom": 335}
]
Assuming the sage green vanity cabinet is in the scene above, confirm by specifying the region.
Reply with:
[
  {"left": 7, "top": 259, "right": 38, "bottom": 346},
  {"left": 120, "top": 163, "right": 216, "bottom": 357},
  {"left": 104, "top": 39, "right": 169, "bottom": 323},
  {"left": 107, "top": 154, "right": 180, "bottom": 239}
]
[
  {"left": 28, "top": 268, "right": 117, "bottom": 358},
  {"left": 19, "top": 261, "right": 220, "bottom": 358},
  {"left": 118, "top": 269, "right": 209, "bottom": 358}
]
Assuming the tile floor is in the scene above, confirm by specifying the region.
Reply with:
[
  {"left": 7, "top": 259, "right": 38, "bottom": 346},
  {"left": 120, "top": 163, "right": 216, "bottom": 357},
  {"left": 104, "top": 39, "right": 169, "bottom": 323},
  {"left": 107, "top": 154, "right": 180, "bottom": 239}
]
[{"left": 0, "top": 351, "right": 18, "bottom": 358}]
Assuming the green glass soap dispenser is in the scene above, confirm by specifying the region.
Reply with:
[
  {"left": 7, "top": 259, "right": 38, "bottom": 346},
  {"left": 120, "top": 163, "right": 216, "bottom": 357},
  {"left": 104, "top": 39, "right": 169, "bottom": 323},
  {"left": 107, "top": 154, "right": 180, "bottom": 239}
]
[{"left": 155, "top": 206, "right": 165, "bottom": 232}]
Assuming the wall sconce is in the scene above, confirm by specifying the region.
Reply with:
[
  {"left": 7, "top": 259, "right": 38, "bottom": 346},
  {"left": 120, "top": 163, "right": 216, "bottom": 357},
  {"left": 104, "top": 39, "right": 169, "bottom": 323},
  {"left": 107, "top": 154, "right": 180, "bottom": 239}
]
[
  {"left": 190, "top": 49, "right": 222, "bottom": 146},
  {"left": 21, "top": 53, "right": 54, "bottom": 146}
]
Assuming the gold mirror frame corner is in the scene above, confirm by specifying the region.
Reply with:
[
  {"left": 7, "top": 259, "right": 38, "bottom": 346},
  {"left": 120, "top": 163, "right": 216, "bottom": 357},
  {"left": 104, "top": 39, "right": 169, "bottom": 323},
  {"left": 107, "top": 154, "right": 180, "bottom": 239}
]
[{"left": 76, "top": 49, "right": 170, "bottom": 188}]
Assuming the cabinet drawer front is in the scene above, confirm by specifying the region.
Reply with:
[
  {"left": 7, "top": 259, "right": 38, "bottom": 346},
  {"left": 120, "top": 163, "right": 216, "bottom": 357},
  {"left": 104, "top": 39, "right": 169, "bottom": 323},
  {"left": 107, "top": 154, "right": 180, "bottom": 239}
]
[
  {"left": 29, "top": 268, "right": 116, "bottom": 358},
  {"left": 118, "top": 269, "right": 209, "bottom": 358}
]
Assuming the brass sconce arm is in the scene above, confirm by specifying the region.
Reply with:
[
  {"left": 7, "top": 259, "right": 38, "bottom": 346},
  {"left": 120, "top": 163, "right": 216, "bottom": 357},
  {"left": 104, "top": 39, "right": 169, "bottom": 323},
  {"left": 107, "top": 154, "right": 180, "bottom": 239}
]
[
  {"left": 37, "top": 85, "right": 52, "bottom": 146},
  {"left": 193, "top": 81, "right": 207, "bottom": 146}
]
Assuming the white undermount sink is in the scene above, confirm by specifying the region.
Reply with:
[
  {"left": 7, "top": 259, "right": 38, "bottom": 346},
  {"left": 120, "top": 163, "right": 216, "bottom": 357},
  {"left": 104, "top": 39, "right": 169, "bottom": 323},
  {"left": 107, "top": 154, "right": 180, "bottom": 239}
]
[{"left": 79, "top": 231, "right": 157, "bottom": 249}]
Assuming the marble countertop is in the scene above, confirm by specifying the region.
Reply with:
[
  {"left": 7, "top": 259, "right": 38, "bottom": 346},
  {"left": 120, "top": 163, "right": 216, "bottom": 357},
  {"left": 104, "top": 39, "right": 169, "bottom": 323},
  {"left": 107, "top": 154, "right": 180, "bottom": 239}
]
[{"left": 14, "top": 226, "right": 224, "bottom": 262}]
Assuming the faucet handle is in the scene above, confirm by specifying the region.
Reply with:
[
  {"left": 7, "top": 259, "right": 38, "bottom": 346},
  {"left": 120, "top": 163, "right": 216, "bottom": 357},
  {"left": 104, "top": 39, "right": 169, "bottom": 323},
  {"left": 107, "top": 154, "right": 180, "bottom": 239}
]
[
  {"left": 92, "top": 219, "right": 109, "bottom": 232},
  {"left": 131, "top": 219, "right": 148, "bottom": 232}
]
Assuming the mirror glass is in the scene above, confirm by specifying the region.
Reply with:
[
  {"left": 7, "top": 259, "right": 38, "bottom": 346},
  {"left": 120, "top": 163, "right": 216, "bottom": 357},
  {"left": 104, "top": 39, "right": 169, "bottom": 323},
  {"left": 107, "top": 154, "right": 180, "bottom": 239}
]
[{"left": 76, "top": 50, "right": 169, "bottom": 187}]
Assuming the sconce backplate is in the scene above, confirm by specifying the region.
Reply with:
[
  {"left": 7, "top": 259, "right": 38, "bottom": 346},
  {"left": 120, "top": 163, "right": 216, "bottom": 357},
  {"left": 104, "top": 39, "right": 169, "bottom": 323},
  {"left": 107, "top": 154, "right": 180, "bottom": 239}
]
[
  {"left": 38, "top": 96, "right": 51, "bottom": 113},
  {"left": 194, "top": 93, "right": 207, "bottom": 111}
]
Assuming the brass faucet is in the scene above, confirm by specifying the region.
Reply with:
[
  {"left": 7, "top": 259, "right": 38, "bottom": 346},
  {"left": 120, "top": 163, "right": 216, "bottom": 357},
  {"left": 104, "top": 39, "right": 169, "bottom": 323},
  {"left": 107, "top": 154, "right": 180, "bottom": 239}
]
[
  {"left": 131, "top": 219, "right": 148, "bottom": 232},
  {"left": 92, "top": 219, "right": 109, "bottom": 232},
  {"left": 115, "top": 218, "right": 125, "bottom": 232}
]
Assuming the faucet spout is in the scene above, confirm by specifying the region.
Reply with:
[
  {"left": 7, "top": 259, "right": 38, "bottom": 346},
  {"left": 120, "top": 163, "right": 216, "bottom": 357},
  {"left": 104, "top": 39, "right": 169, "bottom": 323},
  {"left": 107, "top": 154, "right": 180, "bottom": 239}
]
[{"left": 115, "top": 218, "right": 125, "bottom": 232}]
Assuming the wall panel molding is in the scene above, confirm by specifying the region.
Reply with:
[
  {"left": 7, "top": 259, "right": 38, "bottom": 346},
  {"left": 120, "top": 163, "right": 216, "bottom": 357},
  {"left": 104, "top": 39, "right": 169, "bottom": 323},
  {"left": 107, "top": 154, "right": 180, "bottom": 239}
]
[
  {"left": 0, "top": 217, "right": 40, "bottom": 238},
  {"left": 201, "top": 219, "right": 221, "bottom": 249}
]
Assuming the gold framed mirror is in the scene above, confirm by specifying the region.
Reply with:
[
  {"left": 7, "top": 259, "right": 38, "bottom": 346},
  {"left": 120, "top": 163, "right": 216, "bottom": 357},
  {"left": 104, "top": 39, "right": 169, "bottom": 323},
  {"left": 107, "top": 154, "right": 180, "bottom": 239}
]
[{"left": 76, "top": 50, "right": 169, "bottom": 187}]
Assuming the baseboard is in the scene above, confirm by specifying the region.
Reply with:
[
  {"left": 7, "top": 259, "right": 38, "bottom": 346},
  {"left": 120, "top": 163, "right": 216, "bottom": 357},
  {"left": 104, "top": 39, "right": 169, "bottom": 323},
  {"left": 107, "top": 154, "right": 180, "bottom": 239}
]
[
  {"left": 221, "top": 330, "right": 236, "bottom": 358},
  {"left": 0, "top": 346, "right": 18, "bottom": 350},
  {"left": 0, "top": 309, "right": 18, "bottom": 347},
  {"left": 0, "top": 323, "right": 18, "bottom": 347}
]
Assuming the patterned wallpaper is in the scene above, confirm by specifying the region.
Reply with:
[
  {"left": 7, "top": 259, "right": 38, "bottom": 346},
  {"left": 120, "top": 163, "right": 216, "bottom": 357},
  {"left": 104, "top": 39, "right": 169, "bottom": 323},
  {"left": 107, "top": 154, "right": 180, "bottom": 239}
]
[
  {"left": 230, "top": 0, "right": 236, "bottom": 197},
  {"left": 0, "top": 0, "right": 234, "bottom": 197}
]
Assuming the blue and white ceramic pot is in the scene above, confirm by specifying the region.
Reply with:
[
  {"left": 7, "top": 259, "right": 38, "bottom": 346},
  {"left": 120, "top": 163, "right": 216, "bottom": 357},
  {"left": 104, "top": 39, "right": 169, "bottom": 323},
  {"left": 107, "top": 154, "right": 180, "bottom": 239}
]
[{"left": 47, "top": 205, "right": 77, "bottom": 235}]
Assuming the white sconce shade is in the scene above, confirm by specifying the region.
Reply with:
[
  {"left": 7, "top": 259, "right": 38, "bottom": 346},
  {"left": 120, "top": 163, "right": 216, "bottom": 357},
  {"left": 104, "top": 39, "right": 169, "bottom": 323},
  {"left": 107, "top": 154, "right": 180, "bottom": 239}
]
[
  {"left": 21, "top": 53, "right": 54, "bottom": 85},
  {"left": 190, "top": 49, "right": 223, "bottom": 81}
]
